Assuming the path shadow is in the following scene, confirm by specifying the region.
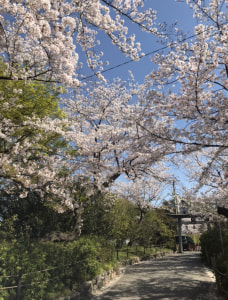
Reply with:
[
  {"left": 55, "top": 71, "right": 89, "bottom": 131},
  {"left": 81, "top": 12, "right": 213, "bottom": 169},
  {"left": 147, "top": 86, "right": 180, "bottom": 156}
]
[{"left": 94, "top": 253, "right": 217, "bottom": 300}]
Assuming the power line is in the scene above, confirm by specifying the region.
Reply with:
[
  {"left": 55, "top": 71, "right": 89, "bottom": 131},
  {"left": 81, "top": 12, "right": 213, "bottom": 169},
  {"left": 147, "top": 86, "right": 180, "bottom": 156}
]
[
  {"left": 81, "top": 44, "right": 168, "bottom": 81},
  {"left": 81, "top": 22, "right": 228, "bottom": 81}
]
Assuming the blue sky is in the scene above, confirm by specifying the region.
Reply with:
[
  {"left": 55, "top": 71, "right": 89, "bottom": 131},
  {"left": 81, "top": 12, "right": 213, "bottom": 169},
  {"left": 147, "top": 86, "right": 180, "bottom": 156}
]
[
  {"left": 81, "top": 0, "right": 197, "bottom": 84},
  {"left": 104, "top": 0, "right": 198, "bottom": 200},
  {"left": 79, "top": 0, "right": 199, "bottom": 201}
]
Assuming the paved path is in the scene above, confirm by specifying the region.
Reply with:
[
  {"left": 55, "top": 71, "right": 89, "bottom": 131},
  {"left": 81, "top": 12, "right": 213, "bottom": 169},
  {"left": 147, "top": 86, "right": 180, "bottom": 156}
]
[{"left": 93, "top": 252, "right": 224, "bottom": 300}]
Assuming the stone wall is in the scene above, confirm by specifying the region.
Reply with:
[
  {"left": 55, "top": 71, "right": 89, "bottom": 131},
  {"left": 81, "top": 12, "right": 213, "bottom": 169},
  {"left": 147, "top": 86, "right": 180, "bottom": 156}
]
[
  {"left": 58, "top": 251, "right": 174, "bottom": 300},
  {"left": 57, "top": 267, "right": 125, "bottom": 300}
]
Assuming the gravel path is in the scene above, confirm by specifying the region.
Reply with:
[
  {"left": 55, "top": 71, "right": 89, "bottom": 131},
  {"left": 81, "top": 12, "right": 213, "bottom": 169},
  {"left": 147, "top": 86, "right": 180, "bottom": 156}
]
[{"left": 93, "top": 252, "right": 225, "bottom": 300}]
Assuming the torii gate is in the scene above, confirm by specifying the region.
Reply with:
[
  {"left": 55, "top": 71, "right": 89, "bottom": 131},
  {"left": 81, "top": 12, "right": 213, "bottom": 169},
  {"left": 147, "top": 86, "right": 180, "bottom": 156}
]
[
  {"left": 167, "top": 214, "right": 190, "bottom": 253},
  {"left": 167, "top": 214, "right": 206, "bottom": 253}
]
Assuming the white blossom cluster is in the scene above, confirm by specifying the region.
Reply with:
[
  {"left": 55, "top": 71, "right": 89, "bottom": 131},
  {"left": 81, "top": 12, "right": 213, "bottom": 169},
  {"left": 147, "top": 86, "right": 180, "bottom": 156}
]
[
  {"left": 0, "top": 109, "right": 77, "bottom": 210},
  {"left": 0, "top": 0, "right": 158, "bottom": 85},
  {"left": 142, "top": 0, "right": 228, "bottom": 207},
  {"left": 113, "top": 174, "right": 168, "bottom": 209},
  {"left": 63, "top": 79, "right": 174, "bottom": 190},
  {"left": 0, "top": 0, "right": 227, "bottom": 218},
  {"left": 0, "top": 0, "right": 160, "bottom": 216}
]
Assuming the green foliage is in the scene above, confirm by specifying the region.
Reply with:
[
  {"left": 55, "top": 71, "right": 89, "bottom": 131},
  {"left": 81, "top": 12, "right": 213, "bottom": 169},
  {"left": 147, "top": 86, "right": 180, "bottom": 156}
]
[
  {"left": 81, "top": 191, "right": 114, "bottom": 236},
  {"left": 82, "top": 195, "right": 175, "bottom": 249},
  {"left": 68, "top": 237, "right": 101, "bottom": 282},
  {"left": 0, "top": 61, "right": 64, "bottom": 123},
  {"left": 135, "top": 209, "right": 175, "bottom": 248},
  {"left": 0, "top": 190, "right": 176, "bottom": 299},
  {"left": 190, "top": 234, "right": 201, "bottom": 246},
  {"left": 200, "top": 223, "right": 228, "bottom": 295},
  {"left": 0, "top": 236, "right": 115, "bottom": 299},
  {"left": 116, "top": 244, "right": 170, "bottom": 261},
  {"left": 200, "top": 225, "right": 228, "bottom": 259},
  {"left": 0, "top": 60, "right": 70, "bottom": 162},
  {"left": 0, "top": 191, "right": 77, "bottom": 240},
  {"left": 0, "top": 60, "right": 77, "bottom": 231},
  {"left": 102, "top": 198, "right": 138, "bottom": 245},
  {"left": 0, "top": 240, "right": 50, "bottom": 299}
]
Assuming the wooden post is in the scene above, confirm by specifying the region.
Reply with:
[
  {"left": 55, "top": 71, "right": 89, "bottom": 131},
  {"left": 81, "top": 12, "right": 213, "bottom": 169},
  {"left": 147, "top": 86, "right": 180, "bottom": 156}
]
[
  {"left": 16, "top": 272, "right": 22, "bottom": 300},
  {"left": 178, "top": 217, "right": 183, "bottom": 253},
  {"left": 117, "top": 249, "right": 119, "bottom": 260}
]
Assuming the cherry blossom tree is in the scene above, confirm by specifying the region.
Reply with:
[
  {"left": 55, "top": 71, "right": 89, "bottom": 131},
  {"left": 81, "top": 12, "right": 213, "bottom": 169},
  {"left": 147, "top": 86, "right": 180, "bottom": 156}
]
[
  {"left": 63, "top": 78, "right": 174, "bottom": 191},
  {"left": 183, "top": 149, "right": 228, "bottom": 208},
  {"left": 0, "top": 0, "right": 159, "bottom": 85},
  {"left": 144, "top": 0, "right": 227, "bottom": 151},
  {"left": 0, "top": 0, "right": 161, "bottom": 214},
  {"left": 1, "top": 0, "right": 227, "bottom": 221},
  {"left": 113, "top": 175, "right": 166, "bottom": 222},
  {"left": 0, "top": 65, "right": 77, "bottom": 210},
  {"left": 139, "top": 0, "right": 228, "bottom": 205}
]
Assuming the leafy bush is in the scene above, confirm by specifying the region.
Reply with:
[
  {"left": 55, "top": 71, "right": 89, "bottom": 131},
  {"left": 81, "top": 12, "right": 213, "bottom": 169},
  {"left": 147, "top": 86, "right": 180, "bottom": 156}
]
[
  {"left": 200, "top": 225, "right": 228, "bottom": 260},
  {"left": 0, "top": 236, "right": 115, "bottom": 299},
  {"left": 200, "top": 224, "right": 228, "bottom": 295},
  {"left": 0, "top": 240, "right": 50, "bottom": 299}
]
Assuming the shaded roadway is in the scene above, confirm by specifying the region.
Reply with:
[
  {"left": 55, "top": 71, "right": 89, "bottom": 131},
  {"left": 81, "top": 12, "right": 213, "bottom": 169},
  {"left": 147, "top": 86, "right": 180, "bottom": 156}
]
[{"left": 93, "top": 252, "right": 224, "bottom": 300}]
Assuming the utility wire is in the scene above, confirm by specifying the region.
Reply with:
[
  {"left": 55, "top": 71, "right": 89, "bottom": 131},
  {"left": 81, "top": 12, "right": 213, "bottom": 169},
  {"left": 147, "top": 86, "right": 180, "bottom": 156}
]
[{"left": 81, "top": 22, "right": 228, "bottom": 81}]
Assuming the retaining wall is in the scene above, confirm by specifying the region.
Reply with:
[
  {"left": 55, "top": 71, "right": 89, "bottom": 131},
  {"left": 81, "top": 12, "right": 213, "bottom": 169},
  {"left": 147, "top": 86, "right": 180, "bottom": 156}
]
[{"left": 58, "top": 251, "right": 174, "bottom": 300}]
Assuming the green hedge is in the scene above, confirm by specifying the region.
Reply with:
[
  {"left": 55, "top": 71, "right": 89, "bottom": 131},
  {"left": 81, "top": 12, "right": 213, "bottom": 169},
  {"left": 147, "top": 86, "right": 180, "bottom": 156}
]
[
  {"left": 0, "top": 234, "right": 173, "bottom": 299},
  {"left": 0, "top": 236, "right": 115, "bottom": 300},
  {"left": 200, "top": 224, "right": 228, "bottom": 295}
]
